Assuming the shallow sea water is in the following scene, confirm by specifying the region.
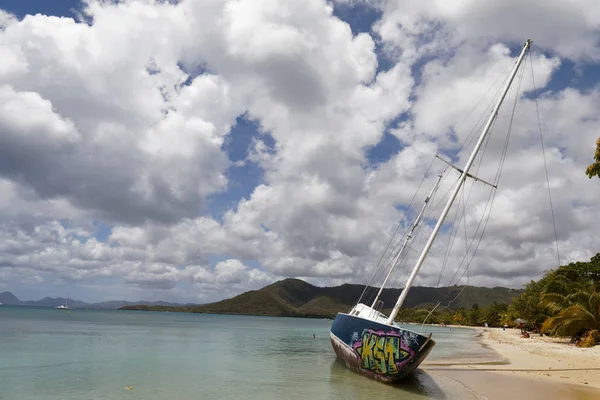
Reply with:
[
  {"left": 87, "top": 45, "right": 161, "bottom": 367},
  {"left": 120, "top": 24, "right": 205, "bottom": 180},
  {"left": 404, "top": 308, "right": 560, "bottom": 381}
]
[{"left": 0, "top": 307, "right": 495, "bottom": 400}]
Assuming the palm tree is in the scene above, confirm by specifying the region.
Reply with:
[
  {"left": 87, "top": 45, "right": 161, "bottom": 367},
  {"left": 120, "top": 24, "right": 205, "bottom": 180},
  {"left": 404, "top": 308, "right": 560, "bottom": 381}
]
[{"left": 540, "top": 280, "right": 600, "bottom": 347}]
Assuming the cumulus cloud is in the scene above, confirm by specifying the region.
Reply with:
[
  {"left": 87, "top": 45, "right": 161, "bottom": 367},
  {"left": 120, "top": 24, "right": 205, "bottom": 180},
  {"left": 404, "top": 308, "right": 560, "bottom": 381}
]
[
  {"left": 0, "top": 0, "right": 599, "bottom": 303},
  {"left": 373, "top": 0, "right": 600, "bottom": 62}
]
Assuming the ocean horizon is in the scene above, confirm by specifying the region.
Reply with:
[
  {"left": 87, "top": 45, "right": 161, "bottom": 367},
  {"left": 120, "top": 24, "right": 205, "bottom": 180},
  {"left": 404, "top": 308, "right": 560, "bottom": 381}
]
[{"left": 0, "top": 306, "right": 496, "bottom": 399}]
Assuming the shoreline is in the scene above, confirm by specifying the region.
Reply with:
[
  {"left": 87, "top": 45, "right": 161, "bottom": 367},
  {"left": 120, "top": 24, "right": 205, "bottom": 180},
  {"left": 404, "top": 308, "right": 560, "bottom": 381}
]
[{"left": 423, "top": 327, "right": 600, "bottom": 399}]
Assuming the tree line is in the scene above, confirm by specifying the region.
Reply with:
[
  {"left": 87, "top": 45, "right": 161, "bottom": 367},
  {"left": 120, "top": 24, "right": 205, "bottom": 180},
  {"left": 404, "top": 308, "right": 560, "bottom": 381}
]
[{"left": 400, "top": 253, "right": 600, "bottom": 347}]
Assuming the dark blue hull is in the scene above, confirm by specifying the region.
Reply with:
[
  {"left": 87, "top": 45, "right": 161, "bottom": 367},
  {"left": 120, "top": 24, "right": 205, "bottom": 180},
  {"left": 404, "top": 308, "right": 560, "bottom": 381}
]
[{"left": 329, "top": 313, "right": 435, "bottom": 382}]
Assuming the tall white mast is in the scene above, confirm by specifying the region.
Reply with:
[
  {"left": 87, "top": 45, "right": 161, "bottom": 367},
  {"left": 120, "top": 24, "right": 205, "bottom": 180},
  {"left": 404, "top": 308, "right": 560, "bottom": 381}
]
[
  {"left": 386, "top": 39, "right": 532, "bottom": 325},
  {"left": 371, "top": 174, "right": 443, "bottom": 309}
]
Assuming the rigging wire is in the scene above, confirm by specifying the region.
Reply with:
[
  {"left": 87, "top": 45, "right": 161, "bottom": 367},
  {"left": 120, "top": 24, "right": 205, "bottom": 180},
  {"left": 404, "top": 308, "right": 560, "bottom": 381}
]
[
  {"left": 407, "top": 44, "right": 563, "bottom": 325},
  {"left": 437, "top": 110, "right": 496, "bottom": 286},
  {"left": 355, "top": 49, "right": 533, "bottom": 315},
  {"left": 452, "top": 59, "right": 516, "bottom": 163},
  {"left": 385, "top": 174, "right": 449, "bottom": 293},
  {"left": 355, "top": 156, "right": 437, "bottom": 307},
  {"left": 529, "top": 51, "right": 562, "bottom": 267},
  {"left": 402, "top": 58, "right": 513, "bottom": 264},
  {"left": 362, "top": 168, "right": 453, "bottom": 308},
  {"left": 362, "top": 171, "right": 446, "bottom": 307},
  {"left": 396, "top": 57, "right": 517, "bottom": 289},
  {"left": 444, "top": 119, "right": 496, "bottom": 285},
  {"left": 436, "top": 185, "right": 463, "bottom": 286},
  {"left": 426, "top": 50, "right": 528, "bottom": 319},
  {"left": 461, "top": 182, "right": 469, "bottom": 270},
  {"left": 446, "top": 50, "right": 527, "bottom": 289},
  {"left": 433, "top": 70, "right": 512, "bottom": 286}
]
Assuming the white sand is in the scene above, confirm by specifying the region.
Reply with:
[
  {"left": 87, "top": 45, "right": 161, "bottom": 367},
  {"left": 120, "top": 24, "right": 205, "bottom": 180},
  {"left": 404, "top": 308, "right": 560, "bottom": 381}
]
[
  {"left": 477, "top": 327, "right": 600, "bottom": 388},
  {"left": 423, "top": 327, "right": 600, "bottom": 399}
]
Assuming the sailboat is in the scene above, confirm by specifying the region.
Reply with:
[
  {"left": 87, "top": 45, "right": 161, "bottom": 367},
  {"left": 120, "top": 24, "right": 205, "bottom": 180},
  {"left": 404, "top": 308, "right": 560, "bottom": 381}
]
[
  {"left": 56, "top": 298, "right": 71, "bottom": 309},
  {"left": 329, "top": 39, "right": 534, "bottom": 382}
]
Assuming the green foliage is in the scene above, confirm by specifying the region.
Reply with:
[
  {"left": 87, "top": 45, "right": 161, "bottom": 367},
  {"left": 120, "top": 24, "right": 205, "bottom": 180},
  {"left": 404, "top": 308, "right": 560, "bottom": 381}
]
[
  {"left": 585, "top": 136, "right": 600, "bottom": 179},
  {"left": 506, "top": 252, "right": 600, "bottom": 346},
  {"left": 558, "top": 253, "right": 600, "bottom": 283},
  {"left": 467, "top": 303, "right": 481, "bottom": 325},
  {"left": 540, "top": 278, "right": 600, "bottom": 345},
  {"left": 482, "top": 302, "right": 508, "bottom": 327},
  {"left": 390, "top": 302, "right": 509, "bottom": 327},
  {"left": 507, "top": 279, "right": 549, "bottom": 328}
]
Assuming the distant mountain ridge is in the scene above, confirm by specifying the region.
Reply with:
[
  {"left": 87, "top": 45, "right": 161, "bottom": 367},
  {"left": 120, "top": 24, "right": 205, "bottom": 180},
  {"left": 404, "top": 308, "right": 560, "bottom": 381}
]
[
  {"left": 0, "top": 291, "right": 191, "bottom": 309},
  {"left": 2, "top": 279, "right": 523, "bottom": 314},
  {"left": 120, "top": 278, "right": 523, "bottom": 318},
  {"left": 0, "top": 291, "right": 22, "bottom": 305}
]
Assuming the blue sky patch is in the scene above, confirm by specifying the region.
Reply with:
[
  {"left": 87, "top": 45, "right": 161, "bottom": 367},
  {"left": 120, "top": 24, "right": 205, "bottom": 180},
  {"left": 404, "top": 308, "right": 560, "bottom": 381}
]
[
  {"left": 2, "top": 0, "right": 82, "bottom": 19},
  {"left": 92, "top": 220, "right": 113, "bottom": 242},
  {"left": 207, "top": 115, "right": 276, "bottom": 220},
  {"left": 331, "top": 1, "right": 382, "bottom": 36},
  {"left": 366, "top": 131, "right": 403, "bottom": 166},
  {"left": 177, "top": 61, "right": 213, "bottom": 87}
]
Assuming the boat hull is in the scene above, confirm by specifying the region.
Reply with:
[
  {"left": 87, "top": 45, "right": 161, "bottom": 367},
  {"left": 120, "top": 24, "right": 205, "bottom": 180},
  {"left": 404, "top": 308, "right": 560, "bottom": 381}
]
[{"left": 329, "top": 313, "right": 435, "bottom": 382}]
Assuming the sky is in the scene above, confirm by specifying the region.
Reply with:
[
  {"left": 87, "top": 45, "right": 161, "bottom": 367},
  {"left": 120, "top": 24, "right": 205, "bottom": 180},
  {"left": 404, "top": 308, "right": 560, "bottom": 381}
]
[{"left": 0, "top": 0, "right": 599, "bottom": 304}]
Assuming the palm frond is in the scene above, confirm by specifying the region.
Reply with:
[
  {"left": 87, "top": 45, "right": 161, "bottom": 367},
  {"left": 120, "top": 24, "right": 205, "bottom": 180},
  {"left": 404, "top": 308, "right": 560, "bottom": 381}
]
[
  {"left": 539, "top": 293, "right": 569, "bottom": 315},
  {"left": 541, "top": 305, "right": 598, "bottom": 337},
  {"left": 567, "top": 291, "right": 591, "bottom": 305}
]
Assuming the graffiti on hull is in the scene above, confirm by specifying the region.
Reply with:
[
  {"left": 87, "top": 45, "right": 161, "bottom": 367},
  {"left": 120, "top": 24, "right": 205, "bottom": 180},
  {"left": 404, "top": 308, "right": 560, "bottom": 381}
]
[{"left": 351, "top": 329, "right": 415, "bottom": 375}]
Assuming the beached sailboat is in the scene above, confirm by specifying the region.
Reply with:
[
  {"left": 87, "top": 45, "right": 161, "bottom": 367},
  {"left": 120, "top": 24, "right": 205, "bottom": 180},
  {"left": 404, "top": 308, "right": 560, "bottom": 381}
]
[{"left": 330, "top": 39, "right": 534, "bottom": 382}]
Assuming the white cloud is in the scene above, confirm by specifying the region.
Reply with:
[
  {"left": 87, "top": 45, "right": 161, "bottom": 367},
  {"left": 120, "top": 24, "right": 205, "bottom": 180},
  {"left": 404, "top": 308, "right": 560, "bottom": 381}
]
[
  {"left": 0, "top": 3, "right": 243, "bottom": 225},
  {"left": 373, "top": 0, "right": 600, "bottom": 62},
  {"left": 0, "top": 0, "right": 599, "bottom": 303}
]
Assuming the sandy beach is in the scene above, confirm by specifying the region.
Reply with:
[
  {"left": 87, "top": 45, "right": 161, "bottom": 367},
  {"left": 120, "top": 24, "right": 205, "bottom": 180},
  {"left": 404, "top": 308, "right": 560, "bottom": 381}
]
[{"left": 423, "top": 327, "right": 600, "bottom": 399}]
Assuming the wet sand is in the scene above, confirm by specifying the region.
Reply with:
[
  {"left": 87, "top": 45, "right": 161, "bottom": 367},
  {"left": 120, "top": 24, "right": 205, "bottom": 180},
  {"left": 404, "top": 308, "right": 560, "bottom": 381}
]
[
  {"left": 432, "top": 369, "right": 600, "bottom": 400},
  {"left": 422, "top": 327, "right": 600, "bottom": 399}
]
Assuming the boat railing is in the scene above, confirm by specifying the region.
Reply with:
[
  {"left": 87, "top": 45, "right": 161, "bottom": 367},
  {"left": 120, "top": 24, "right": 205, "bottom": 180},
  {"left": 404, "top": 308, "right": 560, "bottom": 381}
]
[{"left": 373, "top": 300, "right": 384, "bottom": 313}]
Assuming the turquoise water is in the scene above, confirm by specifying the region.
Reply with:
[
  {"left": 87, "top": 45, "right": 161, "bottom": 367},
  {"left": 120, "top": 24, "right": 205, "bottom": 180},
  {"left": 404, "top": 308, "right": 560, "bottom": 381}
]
[{"left": 0, "top": 307, "right": 493, "bottom": 400}]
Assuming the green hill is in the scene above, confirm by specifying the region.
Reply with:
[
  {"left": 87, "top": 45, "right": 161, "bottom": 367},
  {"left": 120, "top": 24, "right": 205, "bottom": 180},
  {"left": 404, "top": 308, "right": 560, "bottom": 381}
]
[{"left": 120, "top": 278, "right": 522, "bottom": 318}]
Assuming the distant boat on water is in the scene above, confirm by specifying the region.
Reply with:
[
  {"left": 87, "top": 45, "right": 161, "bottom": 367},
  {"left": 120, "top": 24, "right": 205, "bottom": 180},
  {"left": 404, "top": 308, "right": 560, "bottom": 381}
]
[{"left": 56, "top": 298, "right": 71, "bottom": 309}]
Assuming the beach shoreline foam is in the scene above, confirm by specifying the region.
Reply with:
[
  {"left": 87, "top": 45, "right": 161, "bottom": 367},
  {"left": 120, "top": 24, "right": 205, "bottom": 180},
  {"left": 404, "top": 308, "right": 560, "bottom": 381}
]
[{"left": 422, "top": 327, "right": 600, "bottom": 399}]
